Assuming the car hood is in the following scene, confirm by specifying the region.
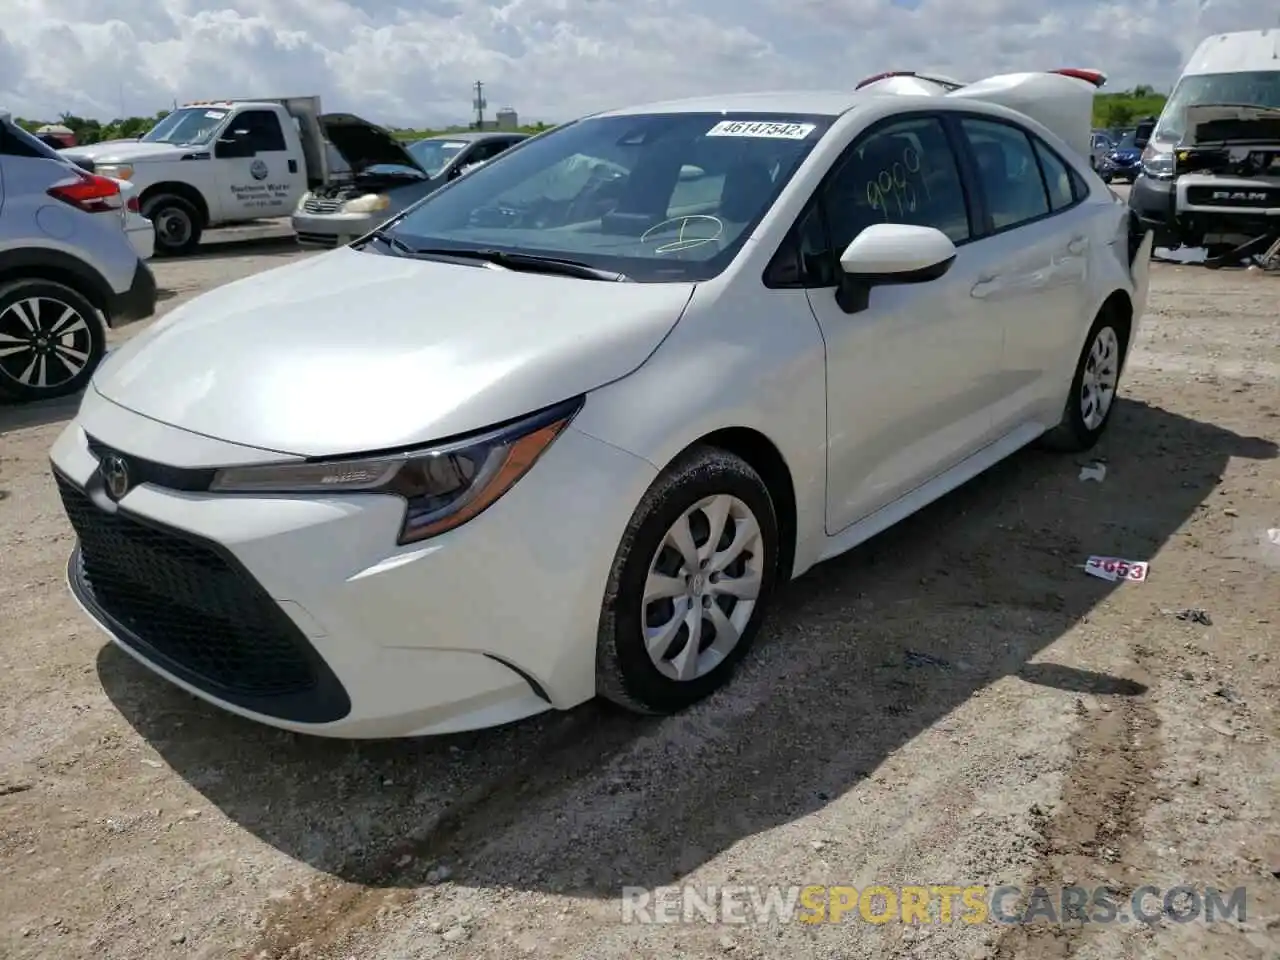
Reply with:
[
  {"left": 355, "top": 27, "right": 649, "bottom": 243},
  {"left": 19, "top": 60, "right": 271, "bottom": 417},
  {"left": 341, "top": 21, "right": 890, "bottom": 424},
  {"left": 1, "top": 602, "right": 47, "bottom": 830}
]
[
  {"left": 1109, "top": 148, "right": 1140, "bottom": 161},
  {"left": 90, "top": 247, "right": 695, "bottom": 457},
  {"left": 321, "top": 113, "right": 426, "bottom": 175},
  {"left": 60, "top": 140, "right": 196, "bottom": 164},
  {"left": 1183, "top": 104, "right": 1280, "bottom": 147}
]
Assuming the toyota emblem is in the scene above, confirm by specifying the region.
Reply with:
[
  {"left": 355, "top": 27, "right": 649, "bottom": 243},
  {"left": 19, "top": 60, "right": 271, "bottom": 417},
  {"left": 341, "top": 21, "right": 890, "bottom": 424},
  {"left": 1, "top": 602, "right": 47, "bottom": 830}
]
[{"left": 100, "top": 454, "right": 130, "bottom": 501}]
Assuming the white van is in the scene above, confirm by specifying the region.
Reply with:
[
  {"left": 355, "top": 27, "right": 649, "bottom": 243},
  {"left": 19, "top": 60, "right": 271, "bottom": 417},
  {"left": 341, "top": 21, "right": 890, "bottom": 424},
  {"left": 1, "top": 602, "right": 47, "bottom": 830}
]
[{"left": 1128, "top": 29, "right": 1280, "bottom": 248}]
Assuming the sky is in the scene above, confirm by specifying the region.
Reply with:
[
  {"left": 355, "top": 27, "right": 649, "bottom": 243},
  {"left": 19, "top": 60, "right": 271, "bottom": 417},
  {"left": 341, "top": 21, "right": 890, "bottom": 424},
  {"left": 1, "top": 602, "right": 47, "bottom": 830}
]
[{"left": 0, "top": 0, "right": 1273, "bottom": 128}]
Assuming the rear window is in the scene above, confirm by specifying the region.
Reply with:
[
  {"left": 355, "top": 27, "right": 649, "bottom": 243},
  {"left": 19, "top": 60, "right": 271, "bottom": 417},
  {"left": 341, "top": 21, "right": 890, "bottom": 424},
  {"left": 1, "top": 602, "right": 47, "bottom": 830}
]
[{"left": 1, "top": 119, "right": 65, "bottom": 160}]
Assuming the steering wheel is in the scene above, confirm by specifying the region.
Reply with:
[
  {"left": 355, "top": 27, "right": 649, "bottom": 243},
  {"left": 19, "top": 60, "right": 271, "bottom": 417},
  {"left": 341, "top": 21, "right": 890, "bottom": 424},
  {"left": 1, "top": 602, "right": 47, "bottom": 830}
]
[{"left": 639, "top": 215, "right": 725, "bottom": 254}]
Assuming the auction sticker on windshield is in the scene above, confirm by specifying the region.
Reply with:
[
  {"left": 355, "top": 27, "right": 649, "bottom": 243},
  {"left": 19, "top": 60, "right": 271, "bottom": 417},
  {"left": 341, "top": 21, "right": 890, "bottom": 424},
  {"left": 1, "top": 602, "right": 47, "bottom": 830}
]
[{"left": 706, "top": 120, "right": 816, "bottom": 139}]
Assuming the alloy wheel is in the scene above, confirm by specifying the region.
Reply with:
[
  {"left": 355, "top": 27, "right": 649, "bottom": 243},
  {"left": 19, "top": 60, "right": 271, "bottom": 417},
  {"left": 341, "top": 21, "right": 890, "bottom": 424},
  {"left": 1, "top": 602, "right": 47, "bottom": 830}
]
[
  {"left": 642, "top": 494, "right": 765, "bottom": 682},
  {"left": 0, "top": 296, "right": 93, "bottom": 390}
]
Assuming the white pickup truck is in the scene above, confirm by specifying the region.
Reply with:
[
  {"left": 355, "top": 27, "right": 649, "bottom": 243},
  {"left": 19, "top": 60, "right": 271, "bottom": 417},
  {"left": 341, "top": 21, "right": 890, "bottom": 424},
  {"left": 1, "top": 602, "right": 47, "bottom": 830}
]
[{"left": 60, "top": 97, "right": 412, "bottom": 257}]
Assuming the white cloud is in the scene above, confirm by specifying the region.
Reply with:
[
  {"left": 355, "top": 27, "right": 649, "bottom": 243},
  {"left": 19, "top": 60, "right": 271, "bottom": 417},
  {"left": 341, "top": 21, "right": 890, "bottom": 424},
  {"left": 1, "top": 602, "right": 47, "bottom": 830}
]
[{"left": 0, "top": 0, "right": 1271, "bottom": 127}]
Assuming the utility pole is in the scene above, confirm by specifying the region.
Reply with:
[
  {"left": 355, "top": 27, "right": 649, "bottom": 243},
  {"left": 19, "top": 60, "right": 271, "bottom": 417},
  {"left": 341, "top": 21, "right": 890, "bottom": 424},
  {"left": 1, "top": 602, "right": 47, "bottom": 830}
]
[{"left": 472, "top": 80, "right": 486, "bottom": 130}]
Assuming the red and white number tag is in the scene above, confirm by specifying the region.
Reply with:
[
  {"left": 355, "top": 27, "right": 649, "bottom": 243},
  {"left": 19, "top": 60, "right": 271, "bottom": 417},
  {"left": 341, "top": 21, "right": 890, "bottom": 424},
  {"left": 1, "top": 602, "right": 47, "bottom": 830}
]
[{"left": 1084, "top": 556, "right": 1148, "bottom": 582}]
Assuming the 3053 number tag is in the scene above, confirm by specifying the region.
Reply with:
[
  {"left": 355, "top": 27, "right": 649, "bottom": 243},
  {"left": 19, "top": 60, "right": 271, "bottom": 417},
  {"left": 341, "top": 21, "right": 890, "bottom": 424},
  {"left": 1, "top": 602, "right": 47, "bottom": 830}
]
[{"left": 1084, "top": 556, "right": 1148, "bottom": 582}]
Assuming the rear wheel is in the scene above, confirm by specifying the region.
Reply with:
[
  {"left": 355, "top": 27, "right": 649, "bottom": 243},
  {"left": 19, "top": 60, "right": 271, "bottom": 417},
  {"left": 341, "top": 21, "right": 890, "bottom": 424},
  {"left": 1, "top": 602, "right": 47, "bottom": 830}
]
[
  {"left": 0, "top": 279, "right": 106, "bottom": 403},
  {"left": 1040, "top": 309, "right": 1129, "bottom": 452},
  {"left": 144, "top": 194, "right": 203, "bottom": 256},
  {"left": 596, "top": 447, "right": 780, "bottom": 714}
]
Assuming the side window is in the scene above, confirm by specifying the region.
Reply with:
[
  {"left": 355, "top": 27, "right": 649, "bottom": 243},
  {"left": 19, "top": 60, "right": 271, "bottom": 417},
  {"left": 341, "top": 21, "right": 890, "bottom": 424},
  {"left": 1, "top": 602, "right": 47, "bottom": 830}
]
[
  {"left": 959, "top": 118, "right": 1050, "bottom": 230},
  {"left": 230, "top": 111, "right": 286, "bottom": 152},
  {"left": 764, "top": 203, "right": 833, "bottom": 287},
  {"left": 1, "top": 121, "right": 59, "bottom": 159},
  {"left": 1031, "top": 138, "right": 1075, "bottom": 212},
  {"left": 823, "top": 116, "right": 971, "bottom": 252},
  {"left": 1068, "top": 166, "right": 1090, "bottom": 201},
  {"left": 469, "top": 141, "right": 509, "bottom": 163}
]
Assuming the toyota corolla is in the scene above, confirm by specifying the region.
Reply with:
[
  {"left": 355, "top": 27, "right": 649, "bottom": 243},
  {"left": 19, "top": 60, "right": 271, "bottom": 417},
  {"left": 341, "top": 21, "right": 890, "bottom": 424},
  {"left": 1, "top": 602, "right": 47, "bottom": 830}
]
[{"left": 50, "top": 73, "right": 1153, "bottom": 738}]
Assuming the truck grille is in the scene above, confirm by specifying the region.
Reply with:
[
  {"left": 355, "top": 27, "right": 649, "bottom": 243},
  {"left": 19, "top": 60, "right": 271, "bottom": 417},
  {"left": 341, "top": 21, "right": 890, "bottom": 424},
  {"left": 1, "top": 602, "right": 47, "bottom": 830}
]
[
  {"left": 302, "top": 196, "right": 344, "bottom": 214},
  {"left": 1184, "top": 185, "right": 1280, "bottom": 209},
  {"left": 55, "top": 471, "right": 350, "bottom": 723}
]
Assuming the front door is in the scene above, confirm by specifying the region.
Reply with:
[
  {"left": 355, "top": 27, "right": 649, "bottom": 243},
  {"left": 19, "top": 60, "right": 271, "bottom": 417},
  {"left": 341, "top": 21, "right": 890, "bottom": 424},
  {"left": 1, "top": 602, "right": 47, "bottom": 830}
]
[
  {"left": 215, "top": 109, "right": 304, "bottom": 219},
  {"left": 805, "top": 114, "right": 1006, "bottom": 534}
]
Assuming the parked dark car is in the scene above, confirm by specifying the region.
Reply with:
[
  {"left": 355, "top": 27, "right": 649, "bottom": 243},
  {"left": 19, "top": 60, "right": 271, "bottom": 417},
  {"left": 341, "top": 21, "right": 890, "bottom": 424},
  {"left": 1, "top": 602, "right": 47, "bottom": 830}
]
[{"left": 1099, "top": 131, "right": 1142, "bottom": 183}]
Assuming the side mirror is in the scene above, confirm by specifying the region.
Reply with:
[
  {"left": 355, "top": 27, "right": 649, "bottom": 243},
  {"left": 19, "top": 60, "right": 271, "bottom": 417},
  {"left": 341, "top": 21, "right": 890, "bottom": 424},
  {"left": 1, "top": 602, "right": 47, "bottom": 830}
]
[
  {"left": 215, "top": 137, "right": 254, "bottom": 159},
  {"left": 835, "top": 223, "right": 957, "bottom": 314}
]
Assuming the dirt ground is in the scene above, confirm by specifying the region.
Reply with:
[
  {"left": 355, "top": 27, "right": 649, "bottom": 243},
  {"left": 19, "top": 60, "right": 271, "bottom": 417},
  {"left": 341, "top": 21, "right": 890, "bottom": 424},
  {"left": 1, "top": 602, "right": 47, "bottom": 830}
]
[{"left": 1, "top": 228, "right": 1277, "bottom": 960}]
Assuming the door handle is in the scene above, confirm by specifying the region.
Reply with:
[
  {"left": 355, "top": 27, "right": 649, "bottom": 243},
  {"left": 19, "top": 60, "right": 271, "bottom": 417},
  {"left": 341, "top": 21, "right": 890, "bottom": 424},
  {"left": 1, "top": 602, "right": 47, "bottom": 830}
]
[
  {"left": 1067, "top": 236, "right": 1088, "bottom": 255},
  {"left": 971, "top": 274, "right": 999, "bottom": 298}
]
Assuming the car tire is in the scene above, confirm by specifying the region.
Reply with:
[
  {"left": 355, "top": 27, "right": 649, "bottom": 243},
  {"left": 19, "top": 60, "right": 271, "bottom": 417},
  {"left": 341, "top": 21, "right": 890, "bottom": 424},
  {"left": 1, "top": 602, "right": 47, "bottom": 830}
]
[
  {"left": 596, "top": 446, "right": 780, "bottom": 715},
  {"left": 0, "top": 279, "right": 107, "bottom": 403},
  {"left": 144, "top": 194, "right": 203, "bottom": 257},
  {"left": 1039, "top": 307, "right": 1130, "bottom": 453}
]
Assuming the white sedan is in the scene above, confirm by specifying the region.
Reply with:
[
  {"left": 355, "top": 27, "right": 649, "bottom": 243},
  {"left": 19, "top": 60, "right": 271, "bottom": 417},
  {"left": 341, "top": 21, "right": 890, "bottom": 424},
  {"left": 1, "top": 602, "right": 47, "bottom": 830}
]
[{"left": 50, "top": 71, "right": 1152, "bottom": 739}]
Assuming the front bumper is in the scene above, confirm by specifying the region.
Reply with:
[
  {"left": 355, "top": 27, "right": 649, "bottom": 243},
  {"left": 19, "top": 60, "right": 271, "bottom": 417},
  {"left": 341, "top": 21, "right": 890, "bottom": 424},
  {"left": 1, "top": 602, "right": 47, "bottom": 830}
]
[
  {"left": 48, "top": 390, "right": 657, "bottom": 738},
  {"left": 1100, "top": 159, "right": 1140, "bottom": 180},
  {"left": 1127, "top": 174, "right": 1176, "bottom": 239},
  {"left": 291, "top": 210, "right": 382, "bottom": 249}
]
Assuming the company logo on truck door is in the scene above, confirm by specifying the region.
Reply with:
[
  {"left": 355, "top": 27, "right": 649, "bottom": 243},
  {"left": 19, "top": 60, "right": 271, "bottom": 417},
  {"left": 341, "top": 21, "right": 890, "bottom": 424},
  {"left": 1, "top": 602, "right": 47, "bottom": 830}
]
[{"left": 250, "top": 159, "right": 269, "bottom": 180}]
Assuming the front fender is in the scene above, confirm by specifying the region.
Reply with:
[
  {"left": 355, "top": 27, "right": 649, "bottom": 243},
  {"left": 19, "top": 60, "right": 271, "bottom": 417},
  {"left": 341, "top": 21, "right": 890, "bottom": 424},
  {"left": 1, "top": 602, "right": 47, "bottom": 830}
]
[{"left": 572, "top": 281, "right": 831, "bottom": 578}]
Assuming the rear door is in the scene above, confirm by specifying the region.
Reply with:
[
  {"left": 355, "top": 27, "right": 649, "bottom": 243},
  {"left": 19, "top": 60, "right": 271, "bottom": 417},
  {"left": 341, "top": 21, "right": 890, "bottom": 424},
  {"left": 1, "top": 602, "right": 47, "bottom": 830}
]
[{"left": 950, "top": 114, "right": 1091, "bottom": 434}]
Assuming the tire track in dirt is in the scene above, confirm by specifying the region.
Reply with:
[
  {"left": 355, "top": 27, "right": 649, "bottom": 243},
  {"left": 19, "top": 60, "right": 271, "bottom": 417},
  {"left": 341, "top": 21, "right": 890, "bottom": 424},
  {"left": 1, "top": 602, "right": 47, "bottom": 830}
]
[
  {"left": 993, "top": 649, "right": 1161, "bottom": 959},
  {"left": 247, "top": 707, "right": 656, "bottom": 959}
]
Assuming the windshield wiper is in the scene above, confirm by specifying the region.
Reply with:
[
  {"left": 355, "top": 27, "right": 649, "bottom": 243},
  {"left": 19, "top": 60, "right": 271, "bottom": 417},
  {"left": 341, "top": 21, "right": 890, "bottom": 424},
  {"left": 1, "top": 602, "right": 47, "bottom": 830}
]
[
  {"left": 359, "top": 228, "right": 416, "bottom": 256},
  {"left": 408, "top": 247, "right": 630, "bottom": 282}
]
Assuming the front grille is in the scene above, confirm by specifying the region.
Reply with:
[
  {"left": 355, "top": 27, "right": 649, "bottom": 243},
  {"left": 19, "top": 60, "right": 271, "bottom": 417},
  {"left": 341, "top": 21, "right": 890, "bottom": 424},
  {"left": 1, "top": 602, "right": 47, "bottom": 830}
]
[
  {"left": 302, "top": 196, "right": 344, "bottom": 214},
  {"left": 56, "top": 471, "right": 350, "bottom": 723},
  {"left": 295, "top": 231, "right": 340, "bottom": 249},
  {"left": 1184, "top": 185, "right": 1280, "bottom": 209}
]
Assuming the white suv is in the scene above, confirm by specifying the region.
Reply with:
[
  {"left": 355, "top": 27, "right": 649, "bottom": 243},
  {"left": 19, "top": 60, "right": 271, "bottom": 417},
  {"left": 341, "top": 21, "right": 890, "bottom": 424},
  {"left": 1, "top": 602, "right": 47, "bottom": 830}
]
[{"left": 0, "top": 113, "right": 156, "bottom": 403}]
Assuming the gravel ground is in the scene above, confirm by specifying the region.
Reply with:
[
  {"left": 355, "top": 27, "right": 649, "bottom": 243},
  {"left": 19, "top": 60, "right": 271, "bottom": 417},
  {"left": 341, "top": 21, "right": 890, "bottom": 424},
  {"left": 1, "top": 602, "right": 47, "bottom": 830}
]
[{"left": 1, "top": 227, "right": 1277, "bottom": 960}]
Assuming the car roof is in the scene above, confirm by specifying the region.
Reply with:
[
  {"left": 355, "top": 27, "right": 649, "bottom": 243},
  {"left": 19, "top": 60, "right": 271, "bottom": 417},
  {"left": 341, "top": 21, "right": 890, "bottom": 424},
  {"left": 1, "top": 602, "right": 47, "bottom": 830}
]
[{"left": 592, "top": 90, "right": 873, "bottom": 119}]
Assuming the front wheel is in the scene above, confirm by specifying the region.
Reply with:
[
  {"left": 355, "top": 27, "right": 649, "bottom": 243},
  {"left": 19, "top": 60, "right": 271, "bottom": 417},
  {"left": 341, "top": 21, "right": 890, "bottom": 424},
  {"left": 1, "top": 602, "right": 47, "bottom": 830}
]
[
  {"left": 144, "top": 194, "right": 203, "bottom": 257},
  {"left": 0, "top": 279, "right": 106, "bottom": 403},
  {"left": 596, "top": 447, "right": 780, "bottom": 714},
  {"left": 1039, "top": 310, "right": 1129, "bottom": 452}
]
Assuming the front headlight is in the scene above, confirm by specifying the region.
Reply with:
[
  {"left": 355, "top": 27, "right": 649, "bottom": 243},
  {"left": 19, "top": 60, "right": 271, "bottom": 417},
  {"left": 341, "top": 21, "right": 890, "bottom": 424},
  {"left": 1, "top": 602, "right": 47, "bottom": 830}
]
[
  {"left": 342, "top": 193, "right": 390, "bottom": 214},
  {"left": 296, "top": 192, "right": 314, "bottom": 211},
  {"left": 97, "top": 163, "right": 134, "bottom": 180},
  {"left": 208, "top": 397, "right": 583, "bottom": 544},
  {"left": 1140, "top": 145, "right": 1174, "bottom": 179}
]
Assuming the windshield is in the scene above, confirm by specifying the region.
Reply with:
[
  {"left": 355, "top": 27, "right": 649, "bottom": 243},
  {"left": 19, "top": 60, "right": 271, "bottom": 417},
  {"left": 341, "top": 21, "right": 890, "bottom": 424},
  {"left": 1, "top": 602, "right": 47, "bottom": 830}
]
[
  {"left": 382, "top": 112, "right": 833, "bottom": 282},
  {"left": 407, "top": 139, "right": 467, "bottom": 177},
  {"left": 1152, "top": 71, "right": 1280, "bottom": 144},
  {"left": 141, "top": 107, "right": 228, "bottom": 145},
  {"left": 1116, "top": 132, "right": 1137, "bottom": 150}
]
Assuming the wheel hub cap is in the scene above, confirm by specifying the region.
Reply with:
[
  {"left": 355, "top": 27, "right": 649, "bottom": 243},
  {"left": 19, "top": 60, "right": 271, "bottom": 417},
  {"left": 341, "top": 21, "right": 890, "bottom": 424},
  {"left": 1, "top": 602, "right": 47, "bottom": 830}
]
[
  {"left": 642, "top": 494, "right": 766, "bottom": 683},
  {"left": 1080, "top": 325, "right": 1120, "bottom": 431}
]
